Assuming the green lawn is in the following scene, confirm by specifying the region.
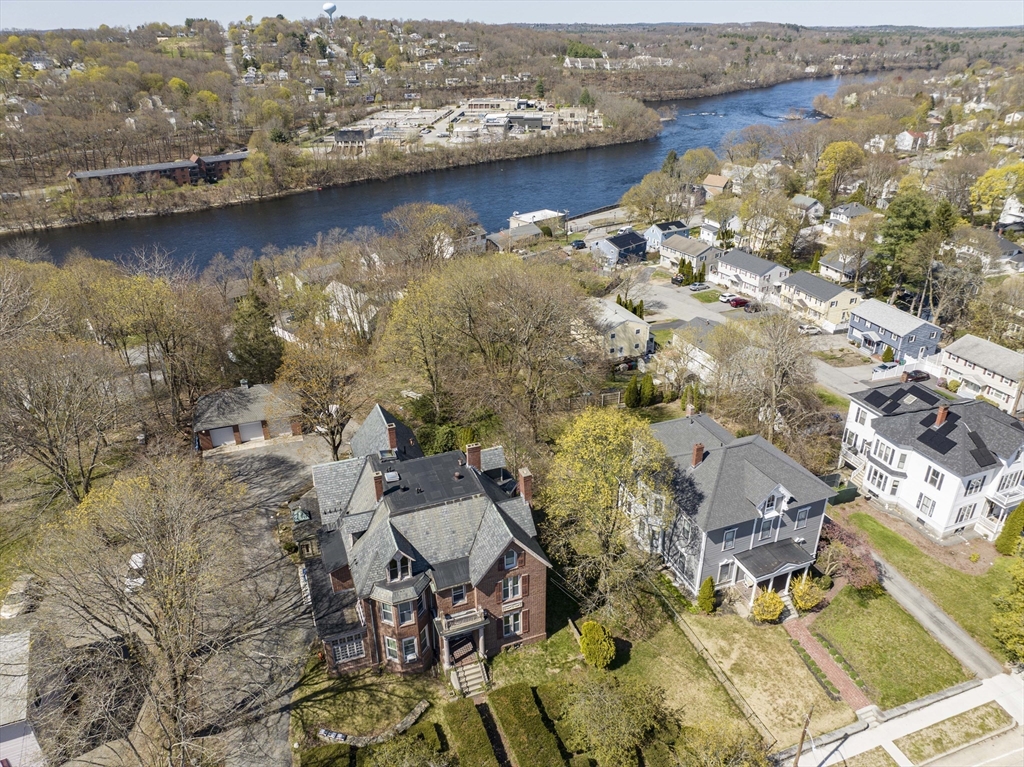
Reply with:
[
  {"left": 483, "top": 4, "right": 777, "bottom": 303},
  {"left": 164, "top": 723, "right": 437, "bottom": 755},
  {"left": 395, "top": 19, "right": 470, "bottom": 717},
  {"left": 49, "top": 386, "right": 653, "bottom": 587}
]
[
  {"left": 693, "top": 289, "right": 722, "bottom": 304},
  {"left": 845, "top": 746, "right": 900, "bottom": 767},
  {"left": 815, "top": 386, "right": 851, "bottom": 409},
  {"left": 813, "top": 587, "right": 970, "bottom": 708},
  {"left": 850, "top": 513, "right": 1013, "bottom": 660},
  {"left": 635, "top": 401, "right": 685, "bottom": 425},
  {"left": 894, "top": 702, "right": 1014, "bottom": 764},
  {"left": 653, "top": 328, "right": 675, "bottom": 346}
]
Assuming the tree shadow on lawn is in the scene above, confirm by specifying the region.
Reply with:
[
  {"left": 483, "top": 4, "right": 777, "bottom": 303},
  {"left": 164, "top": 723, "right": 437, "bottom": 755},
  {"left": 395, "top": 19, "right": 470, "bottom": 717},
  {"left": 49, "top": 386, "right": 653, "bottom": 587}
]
[{"left": 607, "top": 637, "right": 633, "bottom": 671}]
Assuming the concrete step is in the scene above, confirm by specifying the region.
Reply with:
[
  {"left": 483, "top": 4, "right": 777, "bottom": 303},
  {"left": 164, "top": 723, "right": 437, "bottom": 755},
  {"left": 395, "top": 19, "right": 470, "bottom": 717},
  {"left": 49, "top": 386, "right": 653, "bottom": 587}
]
[
  {"left": 856, "top": 705, "right": 883, "bottom": 728},
  {"left": 780, "top": 592, "right": 798, "bottom": 623},
  {"left": 456, "top": 661, "right": 488, "bottom": 696}
]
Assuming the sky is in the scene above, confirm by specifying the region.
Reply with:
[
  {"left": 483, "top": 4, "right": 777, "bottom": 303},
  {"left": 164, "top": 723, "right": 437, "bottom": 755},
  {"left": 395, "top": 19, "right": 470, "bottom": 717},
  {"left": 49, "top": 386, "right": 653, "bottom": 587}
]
[{"left": 2, "top": 0, "right": 1022, "bottom": 31}]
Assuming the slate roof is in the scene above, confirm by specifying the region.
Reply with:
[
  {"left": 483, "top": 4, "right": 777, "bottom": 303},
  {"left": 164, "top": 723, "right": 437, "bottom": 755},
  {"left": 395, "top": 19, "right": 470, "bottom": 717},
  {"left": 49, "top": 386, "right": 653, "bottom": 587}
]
[
  {"left": 193, "top": 384, "right": 298, "bottom": 432},
  {"left": 661, "top": 235, "right": 721, "bottom": 259},
  {"left": 734, "top": 539, "right": 815, "bottom": 579},
  {"left": 852, "top": 299, "right": 939, "bottom": 338},
  {"left": 349, "top": 404, "right": 423, "bottom": 460},
  {"left": 943, "top": 334, "right": 1024, "bottom": 383},
  {"left": 782, "top": 271, "right": 847, "bottom": 302},
  {"left": 860, "top": 388, "right": 1024, "bottom": 477},
  {"left": 480, "top": 446, "right": 507, "bottom": 472},
  {"left": 306, "top": 560, "right": 363, "bottom": 638},
  {"left": 719, "top": 249, "right": 782, "bottom": 277},
  {"left": 652, "top": 415, "right": 831, "bottom": 532},
  {"left": 832, "top": 202, "right": 872, "bottom": 218},
  {"left": 312, "top": 457, "right": 368, "bottom": 526}
]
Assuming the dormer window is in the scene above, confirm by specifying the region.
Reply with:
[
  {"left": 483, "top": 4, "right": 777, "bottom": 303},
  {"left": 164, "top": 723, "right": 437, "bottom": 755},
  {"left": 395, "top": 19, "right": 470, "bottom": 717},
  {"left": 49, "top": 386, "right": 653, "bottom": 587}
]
[
  {"left": 388, "top": 556, "right": 411, "bottom": 581},
  {"left": 504, "top": 550, "right": 518, "bottom": 570},
  {"left": 764, "top": 495, "right": 776, "bottom": 513}
]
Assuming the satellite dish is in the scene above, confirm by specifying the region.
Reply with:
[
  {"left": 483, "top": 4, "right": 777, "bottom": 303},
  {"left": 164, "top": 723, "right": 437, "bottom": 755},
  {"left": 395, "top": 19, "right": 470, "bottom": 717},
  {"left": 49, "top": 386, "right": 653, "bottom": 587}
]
[{"left": 323, "top": 2, "right": 337, "bottom": 22}]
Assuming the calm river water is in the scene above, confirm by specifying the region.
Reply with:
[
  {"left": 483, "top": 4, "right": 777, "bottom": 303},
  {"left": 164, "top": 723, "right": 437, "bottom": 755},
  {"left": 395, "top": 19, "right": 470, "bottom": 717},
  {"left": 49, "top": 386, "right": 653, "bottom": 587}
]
[{"left": 14, "top": 75, "right": 868, "bottom": 268}]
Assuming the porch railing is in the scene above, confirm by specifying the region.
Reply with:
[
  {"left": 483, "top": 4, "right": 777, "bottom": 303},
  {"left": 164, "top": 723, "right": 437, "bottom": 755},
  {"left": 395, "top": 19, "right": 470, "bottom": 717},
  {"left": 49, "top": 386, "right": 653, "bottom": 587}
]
[{"left": 440, "top": 607, "right": 486, "bottom": 633}]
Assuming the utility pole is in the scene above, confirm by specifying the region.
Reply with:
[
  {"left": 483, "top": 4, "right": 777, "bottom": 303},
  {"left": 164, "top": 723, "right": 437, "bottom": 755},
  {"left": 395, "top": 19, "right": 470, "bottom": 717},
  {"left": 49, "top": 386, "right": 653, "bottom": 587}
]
[{"left": 792, "top": 705, "right": 814, "bottom": 767}]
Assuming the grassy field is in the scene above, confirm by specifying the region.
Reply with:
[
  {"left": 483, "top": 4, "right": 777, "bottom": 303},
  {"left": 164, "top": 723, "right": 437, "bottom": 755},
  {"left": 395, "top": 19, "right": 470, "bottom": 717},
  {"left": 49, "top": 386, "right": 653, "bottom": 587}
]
[
  {"left": 850, "top": 513, "right": 1013, "bottom": 660},
  {"left": 813, "top": 347, "right": 871, "bottom": 368},
  {"left": 635, "top": 401, "right": 685, "bottom": 425},
  {"left": 686, "top": 614, "right": 856, "bottom": 746},
  {"left": 845, "top": 746, "right": 900, "bottom": 767},
  {"left": 693, "top": 289, "right": 722, "bottom": 303},
  {"left": 813, "top": 587, "right": 970, "bottom": 708},
  {"left": 894, "top": 702, "right": 1014, "bottom": 764},
  {"left": 652, "top": 328, "right": 676, "bottom": 346},
  {"left": 815, "top": 386, "right": 851, "bottom": 409}
]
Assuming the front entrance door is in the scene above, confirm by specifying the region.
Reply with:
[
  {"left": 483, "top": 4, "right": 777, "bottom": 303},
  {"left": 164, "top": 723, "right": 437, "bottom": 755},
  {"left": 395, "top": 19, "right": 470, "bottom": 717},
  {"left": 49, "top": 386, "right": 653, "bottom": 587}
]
[
  {"left": 770, "top": 573, "right": 789, "bottom": 592},
  {"left": 450, "top": 633, "right": 476, "bottom": 666}
]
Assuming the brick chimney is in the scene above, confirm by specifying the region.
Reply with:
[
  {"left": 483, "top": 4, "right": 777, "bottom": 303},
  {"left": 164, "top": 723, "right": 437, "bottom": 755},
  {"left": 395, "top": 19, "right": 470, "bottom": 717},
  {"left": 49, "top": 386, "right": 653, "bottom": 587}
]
[
  {"left": 935, "top": 405, "right": 949, "bottom": 427},
  {"left": 692, "top": 443, "right": 705, "bottom": 468},
  {"left": 518, "top": 468, "right": 533, "bottom": 505},
  {"left": 386, "top": 422, "right": 397, "bottom": 450},
  {"left": 373, "top": 471, "right": 384, "bottom": 501},
  {"left": 466, "top": 443, "right": 482, "bottom": 470},
  {"left": 686, "top": 403, "right": 695, "bottom": 417}
]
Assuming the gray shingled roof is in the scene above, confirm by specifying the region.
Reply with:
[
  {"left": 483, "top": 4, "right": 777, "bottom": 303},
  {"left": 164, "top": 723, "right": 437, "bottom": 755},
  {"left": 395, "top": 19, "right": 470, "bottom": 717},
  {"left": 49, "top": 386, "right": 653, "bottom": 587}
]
[
  {"left": 652, "top": 416, "right": 831, "bottom": 532},
  {"left": 943, "top": 335, "right": 1024, "bottom": 383},
  {"left": 72, "top": 159, "right": 196, "bottom": 179},
  {"left": 193, "top": 384, "right": 297, "bottom": 431},
  {"left": 832, "top": 202, "right": 872, "bottom": 218},
  {"left": 312, "top": 457, "right": 368, "bottom": 526},
  {"left": 871, "top": 398, "right": 1024, "bottom": 477},
  {"left": 480, "top": 446, "right": 506, "bottom": 472},
  {"left": 653, "top": 221, "right": 686, "bottom": 232},
  {"left": 719, "top": 248, "right": 782, "bottom": 277},
  {"left": 661, "top": 235, "right": 721, "bottom": 259},
  {"left": 734, "top": 539, "right": 814, "bottom": 579},
  {"left": 782, "top": 270, "right": 847, "bottom": 303},
  {"left": 306, "top": 560, "right": 363, "bottom": 638},
  {"left": 350, "top": 404, "right": 423, "bottom": 460},
  {"left": 852, "top": 299, "right": 939, "bottom": 338}
]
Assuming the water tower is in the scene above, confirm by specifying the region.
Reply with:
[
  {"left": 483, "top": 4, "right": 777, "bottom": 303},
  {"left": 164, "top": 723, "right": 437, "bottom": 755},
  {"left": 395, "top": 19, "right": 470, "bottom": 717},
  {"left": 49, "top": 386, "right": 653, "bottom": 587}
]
[{"left": 322, "top": 2, "right": 337, "bottom": 24}]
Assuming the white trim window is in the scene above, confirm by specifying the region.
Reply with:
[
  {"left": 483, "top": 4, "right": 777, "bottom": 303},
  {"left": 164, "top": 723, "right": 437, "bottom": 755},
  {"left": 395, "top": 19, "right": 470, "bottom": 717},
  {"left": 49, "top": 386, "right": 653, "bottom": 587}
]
[
  {"left": 916, "top": 493, "right": 936, "bottom": 518},
  {"left": 502, "top": 575, "right": 521, "bottom": 602},
  {"left": 925, "top": 466, "right": 944, "bottom": 490},
  {"left": 873, "top": 441, "right": 894, "bottom": 464},
  {"left": 331, "top": 634, "right": 365, "bottom": 663},
  {"left": 965, "top": 476, "right": 984, "bottom": 495},
  {"left": 380, "top": 602, "right": 394, "bottom": 625},
  {"left": 955, "top": 504, "right": 977, "bottom": 524},
  {"left": 503, "top": 612, "right": 521, "bottom": 637},
  {"left": 759, "top": 518, "right": 773, "bottom": 541},
  {"left": 998, "top": 471, "right": 1022, "bottom": 492},
  {"left": 723, "top": 528, "right": 737, "bottom": 551},
  {"left": 385, "top": 636, "right": 399, "bottom": 661},
  {"left": 764, "top": 495, "right": 776, "bottom": 513},
  {"left": 420, "top": 626, "right": 431, "bottom": 652},
  {"left": 795, "top": 508, "right": 809, "bottom": 530},
  {"left": 402, "top": 636, "right": 418, "bottom": 663},
  {"left": 856, "top": 407, "right": 867, "bottom": 425},
  {"left": 399, "top": 600, "right": 415, "bottom": 625},
  {"left": 504, "top": 550, "right": 518, "bottom": 570},
  {"left": 867, "top": 466, "right": 889, "bottom": 493},
  {"left": 452, "top": 585, "right": 466, "bottom": 605}
]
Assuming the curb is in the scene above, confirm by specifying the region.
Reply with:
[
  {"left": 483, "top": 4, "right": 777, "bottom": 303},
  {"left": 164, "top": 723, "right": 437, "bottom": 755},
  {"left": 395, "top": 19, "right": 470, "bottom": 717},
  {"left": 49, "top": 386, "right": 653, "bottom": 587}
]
[
  {"left": 919, "top": 721, "right": 1018, "bottom": 766},
  {"left": 877, "top": 678, "right": 984, "bottom": 723}
]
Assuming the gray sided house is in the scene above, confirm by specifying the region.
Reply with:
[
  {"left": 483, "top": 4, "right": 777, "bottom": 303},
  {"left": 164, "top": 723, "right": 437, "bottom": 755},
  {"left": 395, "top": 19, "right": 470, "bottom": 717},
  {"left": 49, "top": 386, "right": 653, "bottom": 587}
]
[
  {"left": 631, "top": 415, "right": 831, "bottom": 606},
  {"left": 591, "top": 231, "right": 648, "bottom": 266},
  {"left": 848, "top": 299, "right": 941, "bottom": 362},
  {"left": 193, "top": 382, "right": 301, "bottom": 450},
  {"left": 643, "top": 221, "right": 688, "bottom": 252}
]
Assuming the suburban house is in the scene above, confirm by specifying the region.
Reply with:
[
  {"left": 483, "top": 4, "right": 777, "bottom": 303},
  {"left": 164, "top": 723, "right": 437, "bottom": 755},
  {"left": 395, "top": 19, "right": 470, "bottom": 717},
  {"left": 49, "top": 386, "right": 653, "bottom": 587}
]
[
  {"left": 789, "top": 194, "right": 825, "bottom": 224},
  {"left": 591, "top": 231, "right": 648, "bottom": 266},
  {"left": 712, "top": 249, "right": 789, "bottom": 302},
  {"left": 824, "top": 202, "right": 874, "bottom": 235},
  {"left": 699, "top": 213, "right": 743, "bottom": 248},
  {"left": 951, "top": 229, "right": 1024, "bottom": 274},
  {"left": 702, "top": 174, "right": 731, "bottom": 198},
  {"left": 941, "top": 334, "right": 1024, "bottom": 415},
  {"left": 326, "top": 281, "right": 378, "bottom": 341},
  {"left": 840, "top": 382, "right": 1024, "bottom": 541},
  {"left": 593, "top": 299, "right": 651, "bottom": 359},
  {"left": 305, "top": 406, "right": 548, "bottom": 683},
  {"left": 643, "top": 221, "right": 688, "bottom": 252},
  {"left": 777, "top": 271, "right": 862, "bottom": 333},
  {"left": 894, "top": 130, "right": 928, "bottom": 152},
  {"left": 658, "top": 235, "right": 722, "bottom": 272},
  {"left": 192, "top": 382, "right": 302, "bottom": 451},
  {"left": 626, "top": 414, "right": 831, "bottom": 606},
  {"left": 485, "top": 223, "right": 542, "bottom": 251},
  {"left": 509, "top": 209, "right": 565, "bottom": 233},
  {"left": 847, "top": 300, "right": 941, "bottom": 362},
  {"left": 289, "top": 263, "right": 343, "bottom": 292},
  {"left": 818, "top": 250, "right": 868, "bottom": 284},
  {"left": 0, "top": 632, "right": 44, "bottom": 767},
  {"left": 667, "top": 318, "right": 722, "bottom": 383}
]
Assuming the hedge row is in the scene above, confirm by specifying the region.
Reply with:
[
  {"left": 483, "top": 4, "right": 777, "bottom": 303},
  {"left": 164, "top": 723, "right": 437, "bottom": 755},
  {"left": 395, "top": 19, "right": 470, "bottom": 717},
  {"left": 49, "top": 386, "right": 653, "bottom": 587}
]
[
  {"left": 814, "top": 633, "right": 869, "bottom": 693},
  {"left": 443, "top": 699, "right": 500, "bottom": 767},
  {"left": 488, "top": 683, "right": 566, "bottom": 767},
  {"left": 789, "top": 639, "right": 842, "bottom": 701}
]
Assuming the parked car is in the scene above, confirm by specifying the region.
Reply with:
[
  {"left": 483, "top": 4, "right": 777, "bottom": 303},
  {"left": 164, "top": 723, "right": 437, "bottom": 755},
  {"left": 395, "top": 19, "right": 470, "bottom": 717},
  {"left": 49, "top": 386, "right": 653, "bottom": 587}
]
[
  {"left": 671, "top": 274, "right": 685, "bottom": 285},
  {"left": 570, "top": 239, "right": 586, "bottom": 250},
  {"left": 617, "top": 226, "right": 633, "bottom": 235},
  {"left": 873, "top": 362, "right": 899, "bottom": 374},
  {"left": 1, "top": 574, "right": 39, "bottom": 619},
  {"left": 718, "top": 293, "right": 738, "bottom": 303},
  {"left": 904, "top": 369, "right": 930, "bottom": 382},
  {"left": 728, "top": 297, "right": 749, "bottom": 308},
  {"left": 744, "top": 302, "right": 765, "bottom": 313},
  {"left": 688, "top": 282, "right": 710, "bottom": 291},
  {"left": 797, "top": 324, "right": 822, "bottom": 335},
  {"left": 125, "top": 553, "right": 147, "bottom": 594}
]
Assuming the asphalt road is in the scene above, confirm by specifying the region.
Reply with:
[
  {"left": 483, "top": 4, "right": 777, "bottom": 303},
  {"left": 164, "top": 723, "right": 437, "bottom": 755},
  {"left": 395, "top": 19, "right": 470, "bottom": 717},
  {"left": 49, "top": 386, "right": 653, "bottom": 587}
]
[{"left": 930, "top": 726, "right": 1024, "bottom": 767}]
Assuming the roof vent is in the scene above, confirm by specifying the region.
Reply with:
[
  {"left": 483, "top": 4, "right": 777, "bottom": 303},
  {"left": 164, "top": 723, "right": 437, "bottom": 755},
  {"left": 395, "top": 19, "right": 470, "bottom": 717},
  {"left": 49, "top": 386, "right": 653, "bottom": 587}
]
[
  {"left": 384, "top": 471, "right": 400, "bottom": 483},
  {"left": 454, "top": 471, "right": 463, "bottom": 480}
]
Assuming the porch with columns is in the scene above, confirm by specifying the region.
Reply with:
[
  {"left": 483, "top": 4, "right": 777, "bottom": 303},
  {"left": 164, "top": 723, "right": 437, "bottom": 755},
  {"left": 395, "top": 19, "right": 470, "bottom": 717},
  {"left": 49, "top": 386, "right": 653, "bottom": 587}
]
[{"left": 731, "top": 538, "right": 816, "bottom": 608}]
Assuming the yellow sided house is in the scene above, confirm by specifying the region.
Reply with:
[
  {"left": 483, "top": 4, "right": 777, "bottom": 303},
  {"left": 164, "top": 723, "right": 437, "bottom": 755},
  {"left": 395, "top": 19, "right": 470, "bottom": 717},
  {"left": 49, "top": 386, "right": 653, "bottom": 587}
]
[{"left": 778, "top": 271, "right": 861, "bottom": 333}]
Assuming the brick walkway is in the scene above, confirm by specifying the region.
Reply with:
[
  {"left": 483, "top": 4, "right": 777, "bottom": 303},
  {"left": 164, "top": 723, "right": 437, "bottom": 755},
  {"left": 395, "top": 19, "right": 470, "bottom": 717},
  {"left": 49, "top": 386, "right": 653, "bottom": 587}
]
[{"left": 785, "top": 618, "right": 872, "bottom": 711}]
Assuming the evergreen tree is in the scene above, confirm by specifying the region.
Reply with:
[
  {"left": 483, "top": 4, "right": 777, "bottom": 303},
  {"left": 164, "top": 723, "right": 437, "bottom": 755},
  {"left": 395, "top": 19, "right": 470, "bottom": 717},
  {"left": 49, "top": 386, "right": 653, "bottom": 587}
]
[
  {"left": 697, "top": 576, "right": 716, "bottom": 614},
  {"left": 933, "top": 198, "right": 958, "bottom": 238},
  {"left": 616, "top": 294, "right": 624, "bottom": 307},
  {"left": 680, "top": 261, "right": 694, "bottom": 284},
  {"left": 810, "top": 252, "right": 821, "bottom": 273},
  {"left": 535, "top": 77, "right": 545, "bottom": 98},
  {"left": 662, "top": 149, "right": 678, "bottom": 176},
  {"left": 639, "top": 374, "right": 656, "bottom": 407},
  {"left": 231, "top": 285, "right": 284, "bottom": 384},
  {"left": 624, "top": 375, "right": 641, "bottom": 408},
  {"left": 995, "top": 502, "right": 1024, "bottom": 556},
  {"left": 579, "top": 87, "right": 595, "bottom": 107},
  {"left": 696, "top": 264, "right": 706, "bottom": 282},
  {"left": 636, "top": 300, "right": 645, "bottom": 318},
  {"left": 881, "top": 346, "right": 895, "bottom": 363},
  {"left": 720, "top": 226, "right": 735, "bottom": 250}
]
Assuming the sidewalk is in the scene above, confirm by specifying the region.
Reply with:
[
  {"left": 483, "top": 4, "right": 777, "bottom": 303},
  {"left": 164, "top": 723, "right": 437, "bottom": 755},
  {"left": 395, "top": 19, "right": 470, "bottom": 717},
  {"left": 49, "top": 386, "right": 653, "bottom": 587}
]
[
  {"left": 785, "top": 619, "right": 872, "bottom": 711},
  {"left": 796, "top": 673, "right": 1024, "bottom": 766}
]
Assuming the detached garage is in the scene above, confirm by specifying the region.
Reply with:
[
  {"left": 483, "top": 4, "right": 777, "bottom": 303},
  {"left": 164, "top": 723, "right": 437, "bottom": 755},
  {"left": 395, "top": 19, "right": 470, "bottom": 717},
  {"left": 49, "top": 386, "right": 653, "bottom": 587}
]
[{"left": 193, "top": 382, "right": 302, "bottom": 452}]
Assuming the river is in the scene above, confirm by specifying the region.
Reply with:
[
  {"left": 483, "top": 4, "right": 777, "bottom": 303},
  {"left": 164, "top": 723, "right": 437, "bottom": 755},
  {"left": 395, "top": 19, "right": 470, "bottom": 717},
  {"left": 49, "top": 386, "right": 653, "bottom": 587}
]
[{"left": 14, "top": 76, "right": 868, "bottom": 269}]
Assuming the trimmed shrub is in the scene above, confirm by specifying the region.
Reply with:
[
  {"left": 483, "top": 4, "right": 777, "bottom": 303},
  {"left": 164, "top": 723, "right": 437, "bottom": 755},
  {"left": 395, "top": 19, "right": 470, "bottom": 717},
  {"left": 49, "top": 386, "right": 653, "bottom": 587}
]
[
  {"left": 569, "top": 756, "right": 594, "bottom": 767},
  {"left": 488, "top": 683, "right": 565, "bottom": 767},
  {"left": 751, "top": 589, "right": 785, "bottom": 623},
  {"left": 639, "top": 374, "right": 656, "bottom": 407},
  {"left": 624, "top": 375, "right": 641, "bottom": 408},
  {"left": 537, "top": 682, "right": 579, "bottom": 752},
  {"left": 995, "top": 501, "right": 1024, "bottom": 556},
  {"left": 443, "top": 699, "right": 499, "bottom": 767},
  {"left": 947, "top": 378, "right": 961, "bottom": 393},
  {"left": 405, "top": 721, "right": 442, "bottom": 752},
  {"left": 816, "top": 574, "right": 833, "bottom": 591},
  {"left": 579, "top": 621, "right": 615, "bottom": 669},
  {"left": 791, "top": 574, "right": 825, "bottom": 612},
  {"left": 302, "top": 744, "right": 354, "bottom": 767},
  {"left": 697, "top": 576, "right": 716, "bottom": 614},
  {"left": 881, "top": 346, "right": 895, "bottom": 363}
]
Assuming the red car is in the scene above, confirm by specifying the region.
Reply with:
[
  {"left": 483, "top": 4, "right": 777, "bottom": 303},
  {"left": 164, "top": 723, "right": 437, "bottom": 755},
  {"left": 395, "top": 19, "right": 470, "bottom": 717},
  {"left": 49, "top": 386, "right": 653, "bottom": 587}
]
[{"left": 728, "top": 297, "right": 749, "bottom": 308}]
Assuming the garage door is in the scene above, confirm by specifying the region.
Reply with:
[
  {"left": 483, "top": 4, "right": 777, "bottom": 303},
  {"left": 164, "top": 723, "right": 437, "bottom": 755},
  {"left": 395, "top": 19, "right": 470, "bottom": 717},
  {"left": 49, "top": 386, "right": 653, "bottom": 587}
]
[
  {"left": 209, "top": 427, "right": 235, "bottom": 447},
  {"left": 238, "top": 421, "right": 265, "bottom": 443}
]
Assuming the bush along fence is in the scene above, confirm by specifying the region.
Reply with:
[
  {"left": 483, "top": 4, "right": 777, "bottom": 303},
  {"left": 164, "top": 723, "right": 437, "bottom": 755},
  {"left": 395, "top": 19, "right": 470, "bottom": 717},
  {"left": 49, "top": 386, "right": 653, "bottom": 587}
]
[
  {"left": 789, "top": 639, "right": 842, "bottom": 702},
  {"left": 814, "top": 632, "right": 871, "bottom": 697}
]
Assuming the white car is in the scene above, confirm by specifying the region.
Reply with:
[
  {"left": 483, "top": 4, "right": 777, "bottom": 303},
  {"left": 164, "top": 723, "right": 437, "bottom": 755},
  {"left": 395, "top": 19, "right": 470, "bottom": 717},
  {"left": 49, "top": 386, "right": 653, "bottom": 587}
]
[
  {"left": 718, "top": 293, "right": 738, "bottom": 303},
  {"left": 797, "top": 325, "right": 822, "bottom": 335},
  {"left": 1, "top": 574, "right": 39, "bottom": 619},
  {"left": 125, "top": 553, "right": 146, "bottom": 594}
]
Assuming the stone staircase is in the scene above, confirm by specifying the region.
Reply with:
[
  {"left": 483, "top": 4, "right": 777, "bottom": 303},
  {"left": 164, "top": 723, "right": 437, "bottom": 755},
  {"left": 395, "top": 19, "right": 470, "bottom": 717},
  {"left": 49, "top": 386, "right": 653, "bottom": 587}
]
[
  {"left": 780, "top": 591, "right": 798, "bottom": 623},
  {"left": 453, "top": 659, "right": 488, "bottom": 697},
  {"left": 856, "top": 704, "right": 884, "bottom": 728}
]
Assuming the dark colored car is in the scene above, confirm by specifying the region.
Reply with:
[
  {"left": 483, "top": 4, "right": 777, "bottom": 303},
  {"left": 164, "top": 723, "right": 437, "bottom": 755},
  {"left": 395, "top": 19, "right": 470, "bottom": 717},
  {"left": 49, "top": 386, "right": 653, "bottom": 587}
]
[
  {"left": 671, "top": 274, "right": 685, "bottom": 285},
  {"left": 743, "top": 302, "right": 765, "bottom": 313},
  {"left": 904, "top": 370, "right": 930, "bottom": 382},
  {"left": 728, "top": 297, "right": 750, "bottom": 308},
  {"left": 570, "top": 239, "right": 587, "bottom": 250}
]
